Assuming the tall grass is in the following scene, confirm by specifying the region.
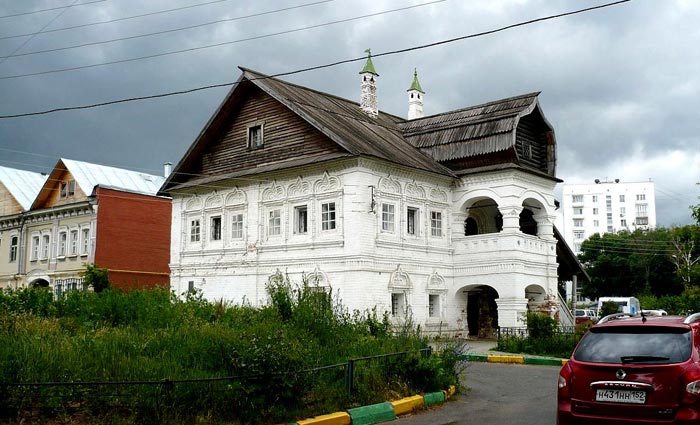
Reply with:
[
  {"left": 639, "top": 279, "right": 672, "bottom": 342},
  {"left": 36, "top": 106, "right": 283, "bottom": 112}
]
[{"left": 0, "top": 275, "right": 464, "bottom": 424}]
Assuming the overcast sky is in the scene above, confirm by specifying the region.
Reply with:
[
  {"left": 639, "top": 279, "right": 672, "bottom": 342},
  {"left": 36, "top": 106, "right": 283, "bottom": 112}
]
[{"left": 0, "top": 0, "right": 698, "bottom": 227}]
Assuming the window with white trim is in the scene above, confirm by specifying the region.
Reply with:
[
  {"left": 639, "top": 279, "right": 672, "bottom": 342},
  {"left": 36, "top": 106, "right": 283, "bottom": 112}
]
[
  {"left": 593, "top": 219, "right": 600, "bottom": 227},
  {"left": 210, "top": 216, "right": 222, "bottom": 241},
  {"left": 636, "top": 204, "right": 648, "bottom": 216},
  {"left": 321, "top": 202, "right": 336, "bottom": 231},
  {"left": 406, "top": 207, "right": 418, "bottom": 235},
  {"left": 428, "top": 294, "right": 440, "bottom": 317},
  {"left": 619, "top": 194, "right": 625, "bottom": 202},
  {"left": 381, "top": 203, "right": 395, "bottom": 233},
  {"left": 636, "top": 194, "right": 646, "bottom": 201},
  {"left": 80, "top": 229, "right": 89, "bottom": 255},
  {"left": 294, "top": 205, "right": 308, "bottom": 234},
  {"left": 268, "top": 209, "right": 281, "bottom": 236},
  {"left": 430, "top": 211, "right": 442, "bottom": 237},
  {"left": 391, "top": 293, "right": 405, "bottom": 317},
  {"left": 31, "top": 236, "right": 40, "bottom": 261},
  {"left": 572, "top": 195, "right": 583, "bottom": 203},
  {"left": 620, "top": 207, "right": 626, "bottom": 215},
  {"left": 592, "top": 195, "right": 598, "bottom": 202},
  {"left": 573, "top": 219, "right": 584, "bottom": 228},
  {"left": 58, "top": 232, "right": 67, "bottom": 257},
  {"left": 573, "top": 230, "right": 585, "bottom": 239},
  {"left": 231, "top": 214, "right": 244, "bottom": 239},
  {"left": 247, "top": 124, "right": 263, "bottom": 149},
  {"left": 592, "top": 208, "right": 599, "bottom": 215},
  {"left": 69, "top": 230, "right": 79, "bottom": 256},
  {"left": 190, "top": 219, "right": 201, "bottom": 242},
  {"left": 621, "top": 219, "right": 627, "bottom": 227},
  {"left": 573, "top": 207, "right": 583, "bottom": 215},
  {"left": 42, "top": 234, "right": 51, "bottom": 259}
]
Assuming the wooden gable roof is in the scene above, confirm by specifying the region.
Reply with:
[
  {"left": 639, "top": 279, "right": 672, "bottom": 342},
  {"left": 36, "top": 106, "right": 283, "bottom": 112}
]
[
  {"left": 398, "top": 92, "right": 550, "bottom": 160},
  {"left": 160, "top": 68, "right": 454, "bottom": 194}
]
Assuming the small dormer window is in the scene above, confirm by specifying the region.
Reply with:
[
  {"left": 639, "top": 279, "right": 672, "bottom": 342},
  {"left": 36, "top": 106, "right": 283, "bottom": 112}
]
[
  {"left": 247, "top": 124, "right": 264, "bottom": 149},
  {"left": 68, "top": 180, "right": 75, "bottom": 196},
  {"left": 60, "top": 182, "right": 67, "bottom": 197},
  {"left": 411, "top": 93, "right": 414, "bottom": 98}
]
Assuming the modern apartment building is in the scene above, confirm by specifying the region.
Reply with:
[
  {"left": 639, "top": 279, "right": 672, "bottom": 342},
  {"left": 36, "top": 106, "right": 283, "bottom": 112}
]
[{"left": 561, "top": 179, "right": 657, "bottom": 254}]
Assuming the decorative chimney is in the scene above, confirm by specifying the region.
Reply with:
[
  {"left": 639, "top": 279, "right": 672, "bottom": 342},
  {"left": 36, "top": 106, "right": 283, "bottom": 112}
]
[
  {"left": 407, "top": 68, "right": 424, "bottom": 120},
  {"left": 359, "top": 49, "right": 379, "bottom": 118}
]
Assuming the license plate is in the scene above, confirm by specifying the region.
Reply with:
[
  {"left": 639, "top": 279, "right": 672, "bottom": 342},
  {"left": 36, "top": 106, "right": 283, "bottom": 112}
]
[{"left": 595, "top": 389, "right": 646, "bottom": 404}]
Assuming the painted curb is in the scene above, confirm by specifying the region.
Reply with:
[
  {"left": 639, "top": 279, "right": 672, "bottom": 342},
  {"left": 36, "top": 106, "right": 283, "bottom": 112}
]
[
  {"left": 347, "top": 401, "right": 397, "bottom": 425},
  {"left": 423, "top": 391, "right": 445, "bottom": 407},
  {"left": 391, "top": 395, "right": 424, "bottom": 416},
  {"left": 296, "top": 412, "right": 352, "bottom": 425},
  {"left": 464, "top": 353, "right": 566, "bottom": 366}
]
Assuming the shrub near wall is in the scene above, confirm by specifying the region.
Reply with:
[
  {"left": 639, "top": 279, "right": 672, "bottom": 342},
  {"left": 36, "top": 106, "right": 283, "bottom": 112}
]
[
  {"left": 0, "top": 277, "right": 464, "bottom": 424},
  {"left": 496, "top": 312, "right": 584, "bottom": 358}
]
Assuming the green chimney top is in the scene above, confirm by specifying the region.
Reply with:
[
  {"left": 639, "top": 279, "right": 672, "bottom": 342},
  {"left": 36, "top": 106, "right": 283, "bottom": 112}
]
[
  {"left": 360, "top": 48, "right": 378, "bottom": 76},
  {"left": 408, "top": 68, "right": 424, "bottom": 93}
]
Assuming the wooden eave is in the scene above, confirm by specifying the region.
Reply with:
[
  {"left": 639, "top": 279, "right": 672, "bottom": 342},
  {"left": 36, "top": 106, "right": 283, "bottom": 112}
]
[
  {"left": 454, "top": 163, "right": 563, "bottom": 183},
  {"left": 554, "top": 226, "right": 589, "bottom": 282},
  {"left": 30, "top": 158, "right": 68, "bottom": 210}
]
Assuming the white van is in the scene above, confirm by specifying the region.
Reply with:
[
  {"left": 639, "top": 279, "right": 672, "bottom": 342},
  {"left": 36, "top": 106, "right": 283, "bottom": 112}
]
[{"left": 597, "top": 297, "right": 640, "bottom": 315}]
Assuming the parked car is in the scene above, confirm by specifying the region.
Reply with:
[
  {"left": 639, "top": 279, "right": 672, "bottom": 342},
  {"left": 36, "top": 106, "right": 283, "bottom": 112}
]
[
  {"left": 558, "top": 312, "right": 700, "bottom": 424},
  {"left": 574, "top": 309, "right": 597, "bottom": 324}
]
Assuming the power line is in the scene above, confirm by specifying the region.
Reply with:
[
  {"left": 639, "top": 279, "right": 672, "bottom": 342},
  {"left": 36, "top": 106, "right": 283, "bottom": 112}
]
[
  {"left": 0, "top": 0, "right": 334, "bottom": 60},
  {"left": 0, "top": 0, "right": 446, "bottom": 81},
  {"left": 0, "top": 0, "right": 106, "bottom": 20},
  {"left": 0, "top": 0, "right": 236, "bottom": 40},
  {"left": 0, "top": 0, "right": 632, "bottom": 119},
  {"left": 0, "top": 0, "right": 81, "bottom": 68}
]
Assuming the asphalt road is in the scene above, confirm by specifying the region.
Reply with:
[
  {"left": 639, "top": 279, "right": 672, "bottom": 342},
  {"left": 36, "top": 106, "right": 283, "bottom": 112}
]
[{"left": 396, "top": 362, "right": 559, "bottom": 425}]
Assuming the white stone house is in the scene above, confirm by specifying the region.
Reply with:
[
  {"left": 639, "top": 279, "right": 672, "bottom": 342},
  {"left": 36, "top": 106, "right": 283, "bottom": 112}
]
[{"left": 160, "top": 56, "right": 584, "bottom": 335}]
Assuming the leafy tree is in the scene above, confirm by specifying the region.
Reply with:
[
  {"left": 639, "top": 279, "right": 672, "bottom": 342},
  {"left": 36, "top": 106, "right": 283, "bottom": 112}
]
[
  {"left": 578, "top": 229, "right": 682, "bottom": 298},
  {"left": 81, "top": 263, "right": 110, "bottom": 293},
  {"left": 599, "top": 300, "right": 620, "bottom": 317},
  {"left": 691, "top": 182, "right": 700, "bottom": 225},
  {"left": 669, "top": 225, "right": 700, "bottom": 288}
]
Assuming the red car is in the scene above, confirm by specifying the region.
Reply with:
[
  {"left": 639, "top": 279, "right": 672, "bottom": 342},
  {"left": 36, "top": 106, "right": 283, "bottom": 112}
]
[{"left": 558, "top": 312, "right": 700, "bottom": 424}]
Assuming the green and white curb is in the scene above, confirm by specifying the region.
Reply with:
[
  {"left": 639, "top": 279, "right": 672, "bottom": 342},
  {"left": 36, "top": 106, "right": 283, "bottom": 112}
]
[{"left": 290, "top": 386, "right": 456, "bottom": 425}]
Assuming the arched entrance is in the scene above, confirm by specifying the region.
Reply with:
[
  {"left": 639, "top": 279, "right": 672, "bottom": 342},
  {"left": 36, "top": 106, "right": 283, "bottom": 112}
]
[
  {"left": 30, "top": 279, "right": 49, "bottom": 288},
  {"left": 525, "top": 284, "right": 547, "bottom": 312},
  {"left": 463, "top": 197, "right": 502, "bottom": 235},
  {"left": 460, "top": 285, "right": 499, "bottom": 338}
]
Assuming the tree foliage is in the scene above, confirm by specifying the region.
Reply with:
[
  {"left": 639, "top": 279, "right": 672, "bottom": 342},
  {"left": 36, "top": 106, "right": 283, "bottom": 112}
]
[
  {"left": 691, "top": 182, "right": 700, "bottom": 225},
  {"left": 577, "top": 228, "right": 696, "bottom": 298},
  {"left": 81, "top": 263, "right": 110, "bottom": 293}
]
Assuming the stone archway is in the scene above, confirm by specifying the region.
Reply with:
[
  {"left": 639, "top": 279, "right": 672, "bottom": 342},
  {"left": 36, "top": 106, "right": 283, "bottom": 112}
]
[
  {"left": 31, "top": 278, "right": 49, "bottom": 288},
  {"left": 459, "top": 285, "right": 499, "bottom": 339},
  {"left": 525, "top": 284, "right": 547, "bottom": 312},
  {"left": 463, "top": 197, "right": 502, "bottom": 235}
]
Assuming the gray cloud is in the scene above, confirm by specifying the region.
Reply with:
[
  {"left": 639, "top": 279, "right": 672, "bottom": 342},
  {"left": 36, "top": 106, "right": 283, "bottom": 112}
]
[{"left": 1, "top": 0, "right": 698, "bottom": 226}]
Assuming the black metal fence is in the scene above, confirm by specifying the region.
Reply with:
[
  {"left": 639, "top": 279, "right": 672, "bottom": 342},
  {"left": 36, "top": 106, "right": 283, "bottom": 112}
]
[{"left": 0, "top": 348, "right": 433, "bottom": 421}]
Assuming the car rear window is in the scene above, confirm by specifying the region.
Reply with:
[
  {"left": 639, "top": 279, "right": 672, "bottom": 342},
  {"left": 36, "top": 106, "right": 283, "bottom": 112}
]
[{"left": 574, "top": 326, "right": 692, "bottom": 364}]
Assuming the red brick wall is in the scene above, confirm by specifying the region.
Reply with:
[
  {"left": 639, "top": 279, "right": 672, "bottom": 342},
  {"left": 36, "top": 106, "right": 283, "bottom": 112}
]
[{"left": 93, "top": 187, "right": 171, "bottom": 290}]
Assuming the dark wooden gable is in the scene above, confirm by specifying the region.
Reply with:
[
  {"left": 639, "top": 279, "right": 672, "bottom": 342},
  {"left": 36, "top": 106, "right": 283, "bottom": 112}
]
[
  {"left": 514, "top": 106, "right": 555, "bottom": 176},
  {"left": 187, "top": 82, "right": 346, "bottom": 179}
]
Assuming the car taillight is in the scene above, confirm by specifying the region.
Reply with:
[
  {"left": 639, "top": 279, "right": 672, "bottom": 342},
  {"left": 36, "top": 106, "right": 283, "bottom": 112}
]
[
  {"left": 558, "top": 363, "right": 572, "bottom": 399},
  {"left": 681, "top": 365, "right": 700, "bottom": 405}
]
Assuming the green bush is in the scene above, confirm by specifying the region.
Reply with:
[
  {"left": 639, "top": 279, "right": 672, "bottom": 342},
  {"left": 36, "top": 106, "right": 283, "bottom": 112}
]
[{"left": 0, "top": 278, "right": 463, "bottom": 424}]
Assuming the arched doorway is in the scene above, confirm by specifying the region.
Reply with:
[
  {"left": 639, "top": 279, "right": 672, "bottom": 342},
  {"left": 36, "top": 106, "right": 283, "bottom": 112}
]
[
  {"left": 460, "top": 285, "right": 499, "bottom": 338},
  {"left": 31, "top": 279, "right": 49, "bottom": 288},
  {"left": 525, "top": 284, "right": 547, "bottom": 312}
]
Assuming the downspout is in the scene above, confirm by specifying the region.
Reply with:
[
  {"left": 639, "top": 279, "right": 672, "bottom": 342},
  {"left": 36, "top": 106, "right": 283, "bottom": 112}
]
[{"left": 17, "top": 213, "right": 27, "bottom": 277}]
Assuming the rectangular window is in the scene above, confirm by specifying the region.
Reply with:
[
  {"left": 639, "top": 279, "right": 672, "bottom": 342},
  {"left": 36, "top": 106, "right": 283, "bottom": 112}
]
[
  {"left": 621, "top": 219, "right": 627, "bottom": 227},
  {"left": 637, "top": 194, "right": 646, "bottom": 201},
  {"left": 607, "top": 225, "right": 614, "bottom": 232},
  {"left": 573, "top": 207, "right": 583, "bottom": 215},
  {"left": 573, "top": 230, "right": 585, "bottom": 239},
  {"left": 210, "top": 216, "right": 222, "bottom": 241},
  {"left": 190, "top": 219, "right": 201, "bottom": 242},
  {"left": 58, "top": 232, "right": 67, "bottom": 257},
  {"left": 620, "top": 207, "right": 626, "bottom": 215},
  {"left": 619, "top": 194, "right": 625, "bottom": 202},
  {"left": 572, "top": 195, "right": 583, "bottom": 203},
  {"left": 294, "top": 205, "right": 308, "bottom": 234},
  {"left": 231, "top": 214, "right": 244, "bottom": 239},
  {"left": 593, "top": 219, "right": 600, "bottom": 227},
  {"left": 60, "top": 182, "right": 67, "bottom": 198},
  {"left": 69, "top": 230, "right": 78, "bottom": 256},
  {"left": 68, "top": 180, "right": 75, "bottom": 196},
  {"left": 391, "top": 293, "right": 405, "bottom": 317},
  {"left": 428, "top": 294, "right": 440, "bottom": 317},
  {"left": 593, "top": 208, "right": 599, "bottom": 215},
  {"left": 321, "top": 202, "right": 336, "bottom": 231},
  {"left": 188, "top": 281, "right": 195, "bottom": 293},
  {"left": 406, "top": 207, "right": 418, "bottom": 235},
  {"left": 247, "top": 125, "right": 263, "bottom": 149},
  {"left": 636, "top": 204, "right": 648, "bottom": 216},
  {"left": 42, "top": 234, "right": 51, "bottom": 259},
  {"left": 31, "top": 236, "right": 40, "bottom": 261},
  {"left": 574, "top": 243, "right": 582, "bottom": 252},
  {"left": 636, "top": 217, "right": 649, "bottom": 225},
  {"left": 80, "top": 229, "right": 89, "bottom": 255},
  {"left": 268, "top": 209, "right": 281, "bottom": 236},
  {"left": 430, "top": 211, "right": 443, "bottom": 237},
  {"left": 592, "top": 195, "right": 598, "bottom": 202},
  {"left": 381, "top": 204, "right": 395, "bottom": 233},
  {"left": 573, "top": 219, "right": 584, "bottom": 228}
]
